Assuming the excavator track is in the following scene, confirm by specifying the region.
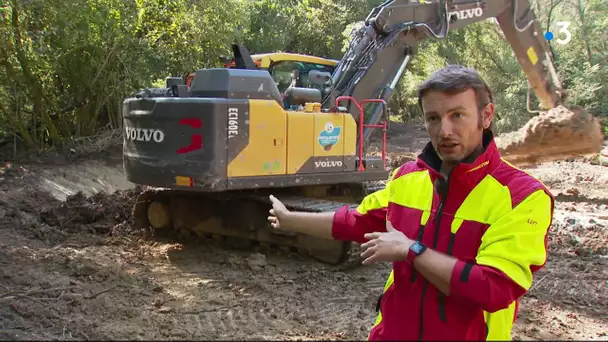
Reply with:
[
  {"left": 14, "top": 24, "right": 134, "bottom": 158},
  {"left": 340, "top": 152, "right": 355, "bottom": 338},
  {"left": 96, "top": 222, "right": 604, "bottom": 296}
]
[{"left": 132, "top": 187, "right": 382, "bottom": 270}]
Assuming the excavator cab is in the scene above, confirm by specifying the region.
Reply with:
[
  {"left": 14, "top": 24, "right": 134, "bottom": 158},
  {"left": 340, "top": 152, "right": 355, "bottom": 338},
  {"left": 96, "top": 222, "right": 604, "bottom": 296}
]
[
  {"left": 186, "top": 44, "right": 338, "bottom": 110},
  {"left": 186, "top": 44, "right": 338, "bottom": 98}
]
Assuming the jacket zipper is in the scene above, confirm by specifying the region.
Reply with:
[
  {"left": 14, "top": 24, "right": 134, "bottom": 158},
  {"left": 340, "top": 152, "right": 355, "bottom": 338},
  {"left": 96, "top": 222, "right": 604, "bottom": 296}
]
[
  {"left": 419, "top": 174, "right": 450, "bottom": 340},
  {"left": 436, "top": 174, "right": 452, "bottom": 325}
]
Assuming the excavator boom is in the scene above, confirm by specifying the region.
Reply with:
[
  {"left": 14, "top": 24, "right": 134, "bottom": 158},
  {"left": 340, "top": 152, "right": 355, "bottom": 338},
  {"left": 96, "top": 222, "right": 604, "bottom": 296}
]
[{"left": 324, "top": 0, "right": 565, "bottom": 144}]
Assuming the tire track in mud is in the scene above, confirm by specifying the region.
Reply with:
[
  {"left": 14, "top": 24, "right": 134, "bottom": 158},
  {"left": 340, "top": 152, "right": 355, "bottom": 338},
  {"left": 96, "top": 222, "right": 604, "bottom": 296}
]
[
  {"left": 137, "top": 248, "right": 390, "bottom": 339},
  {"left": 157, "top": 267, "right": 386, "bottom": 339},
  {"left": 176, "top": 298, "right": 378, "bottom": 339}
]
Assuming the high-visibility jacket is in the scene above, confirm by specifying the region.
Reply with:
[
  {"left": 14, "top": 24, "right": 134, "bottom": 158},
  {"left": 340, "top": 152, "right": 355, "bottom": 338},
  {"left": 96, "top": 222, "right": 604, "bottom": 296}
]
[{"left": 332, "top": 132, "right": 554, "bottom": 341}]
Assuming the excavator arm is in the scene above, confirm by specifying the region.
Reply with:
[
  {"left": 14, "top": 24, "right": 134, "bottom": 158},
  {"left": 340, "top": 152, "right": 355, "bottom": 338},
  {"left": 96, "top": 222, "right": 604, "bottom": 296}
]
[{"left": 323, "top": 0, "right": 565, "bottom": 145}]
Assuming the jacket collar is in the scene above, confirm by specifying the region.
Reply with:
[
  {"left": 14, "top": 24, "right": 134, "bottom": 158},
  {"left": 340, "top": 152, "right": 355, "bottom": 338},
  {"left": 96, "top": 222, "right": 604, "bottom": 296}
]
[{"left": 416, "top": 130, "right": 502, "bottom": 188}]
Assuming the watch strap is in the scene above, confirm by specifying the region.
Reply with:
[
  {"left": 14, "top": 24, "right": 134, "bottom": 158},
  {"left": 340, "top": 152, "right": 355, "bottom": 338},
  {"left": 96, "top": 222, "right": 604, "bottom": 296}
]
[{"left": 406, "top": 241, "right": 426, "bottom": 264}]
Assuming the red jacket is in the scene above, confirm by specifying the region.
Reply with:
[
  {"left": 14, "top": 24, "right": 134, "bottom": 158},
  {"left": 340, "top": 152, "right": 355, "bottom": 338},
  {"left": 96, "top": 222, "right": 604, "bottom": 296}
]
[{"left": 332, "top": 132, "right": 554, "bottom": 340}]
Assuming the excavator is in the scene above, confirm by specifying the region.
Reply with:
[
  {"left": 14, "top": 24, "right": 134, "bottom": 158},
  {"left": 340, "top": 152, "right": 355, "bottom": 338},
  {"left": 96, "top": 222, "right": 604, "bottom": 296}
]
[{"left": 122, "top": 0, "right": 566, "bottom": 267}]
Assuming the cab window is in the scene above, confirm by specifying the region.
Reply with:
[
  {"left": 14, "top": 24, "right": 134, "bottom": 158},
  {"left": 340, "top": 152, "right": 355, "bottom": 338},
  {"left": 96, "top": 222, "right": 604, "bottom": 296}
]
[{"left": 269, "top": 60, "right": 335, "bottom": 93}]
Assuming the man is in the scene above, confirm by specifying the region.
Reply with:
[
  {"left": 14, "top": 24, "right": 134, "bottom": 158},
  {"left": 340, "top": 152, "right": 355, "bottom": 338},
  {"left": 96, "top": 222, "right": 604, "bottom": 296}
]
[{"left": 267, "top": 65, "right": 554, "bottom": 340}]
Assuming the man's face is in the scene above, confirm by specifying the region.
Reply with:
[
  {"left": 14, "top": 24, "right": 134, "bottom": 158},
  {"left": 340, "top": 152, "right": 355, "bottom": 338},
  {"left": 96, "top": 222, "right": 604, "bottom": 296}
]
[{"left": 421, "top": 89, "right": 494, "bottom": 165}]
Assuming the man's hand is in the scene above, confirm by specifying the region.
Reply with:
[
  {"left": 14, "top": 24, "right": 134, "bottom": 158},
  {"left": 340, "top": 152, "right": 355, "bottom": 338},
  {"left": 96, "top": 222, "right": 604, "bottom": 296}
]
[
  {"left": 360, "top": 221, "right": 413, "bottom": 265},
  {"left": 268, "top": 195, "right": 290, "bottom": 229},
  {"left": 266, "top": 195, "right": 335, "bottom": 239}
]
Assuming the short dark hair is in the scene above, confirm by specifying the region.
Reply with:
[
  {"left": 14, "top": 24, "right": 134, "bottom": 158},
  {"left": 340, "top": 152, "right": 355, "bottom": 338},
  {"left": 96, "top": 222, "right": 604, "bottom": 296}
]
[{"left": 417, "top": 64, "right": 493, "bottom": 113}]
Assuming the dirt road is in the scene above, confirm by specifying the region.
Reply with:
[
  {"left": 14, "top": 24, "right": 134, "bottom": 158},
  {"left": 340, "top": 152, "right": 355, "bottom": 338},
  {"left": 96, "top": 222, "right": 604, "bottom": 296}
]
[{"left": 0, "top": 123, "right": 606, "bottom": 341}]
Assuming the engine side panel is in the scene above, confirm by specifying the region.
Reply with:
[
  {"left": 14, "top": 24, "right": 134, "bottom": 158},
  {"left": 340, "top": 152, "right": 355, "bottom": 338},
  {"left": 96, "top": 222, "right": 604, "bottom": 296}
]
[
  {"left": 227, "top": 99, "right": 288, "bottom": 177},
  {"left": 296, "top": 111, "right": 356, "bottom": 173},
  {"left": 287, "top": 112, "right": 315, "bottom": 174},
  {"left": 313, "top": 113, "right": 345, "bottom": 172},
  {"left": 226, "top": 99, "right": 359, "bottom": 177}
]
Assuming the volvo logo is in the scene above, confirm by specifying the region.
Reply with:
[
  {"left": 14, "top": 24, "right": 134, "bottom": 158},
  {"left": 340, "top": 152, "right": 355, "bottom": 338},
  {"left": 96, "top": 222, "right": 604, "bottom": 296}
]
[
  {"left": 315, "top": 160, "right": 343, "bottom": 168},
  {"left": 450, "top": 8, "right": 483, "bottom": 20},
  {"left": 125, "top": 127, "right": 165, "bottom": 143}
]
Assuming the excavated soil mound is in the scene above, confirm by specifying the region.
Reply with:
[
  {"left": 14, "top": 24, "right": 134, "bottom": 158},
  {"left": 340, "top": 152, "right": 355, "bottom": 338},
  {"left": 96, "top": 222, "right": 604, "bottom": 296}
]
[
  {"left": 38, "top": 188, "right": 144, "bottom": 238},
  {"left": 496, "top": 105, "right": 604, "bottom": 165}
]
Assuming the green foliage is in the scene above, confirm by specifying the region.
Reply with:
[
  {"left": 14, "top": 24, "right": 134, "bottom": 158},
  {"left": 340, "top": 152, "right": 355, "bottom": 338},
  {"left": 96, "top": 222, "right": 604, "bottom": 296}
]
[
  {"left": 0, "top": 0, "right": 605, "bottom": 152},
  {"left": 382, "top": 0, "right": 607, "bottom": 134}
]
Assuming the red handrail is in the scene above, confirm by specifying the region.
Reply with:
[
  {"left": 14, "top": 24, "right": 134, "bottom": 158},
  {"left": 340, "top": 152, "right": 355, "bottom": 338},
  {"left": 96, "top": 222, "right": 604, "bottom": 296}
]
[
  {"left": 361, "top": 99, "right": 388, "bottom": 170},
  {"left": 335, "top": 96, "right": 388, "bottom": 171}
]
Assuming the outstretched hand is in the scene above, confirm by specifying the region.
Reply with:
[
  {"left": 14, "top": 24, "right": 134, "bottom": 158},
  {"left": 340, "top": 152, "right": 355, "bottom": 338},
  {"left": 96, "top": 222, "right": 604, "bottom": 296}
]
[
  {"left": 360, "top": 221, "right": 413, "bottom": 265},
  {"left": 267, "top": 195, "right": 289, "bottom": 229}
]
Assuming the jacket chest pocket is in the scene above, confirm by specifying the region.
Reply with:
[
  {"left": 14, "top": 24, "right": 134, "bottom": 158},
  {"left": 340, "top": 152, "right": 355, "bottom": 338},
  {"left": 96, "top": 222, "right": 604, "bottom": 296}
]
[{"left": 447, "top": 219, "right": 489, "bottom": 261}]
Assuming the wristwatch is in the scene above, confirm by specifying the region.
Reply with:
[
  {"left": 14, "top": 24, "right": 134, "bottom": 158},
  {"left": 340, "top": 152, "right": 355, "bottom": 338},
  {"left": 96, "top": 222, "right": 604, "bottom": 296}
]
[{"left": 405, "top": 241, "right": 427, "bottom": 265}]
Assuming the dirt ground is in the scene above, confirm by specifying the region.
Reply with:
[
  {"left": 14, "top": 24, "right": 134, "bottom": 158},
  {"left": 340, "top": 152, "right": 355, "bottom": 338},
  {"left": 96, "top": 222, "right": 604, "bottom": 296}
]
[{"left": 0, "top": 123, "right": 607, "bottom": 341}]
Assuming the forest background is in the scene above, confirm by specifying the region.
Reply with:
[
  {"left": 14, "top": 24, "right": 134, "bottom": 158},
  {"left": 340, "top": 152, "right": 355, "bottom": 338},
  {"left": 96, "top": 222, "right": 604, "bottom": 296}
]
[{"left": 1, "top": 0, "right": 606, "bottom": 152}]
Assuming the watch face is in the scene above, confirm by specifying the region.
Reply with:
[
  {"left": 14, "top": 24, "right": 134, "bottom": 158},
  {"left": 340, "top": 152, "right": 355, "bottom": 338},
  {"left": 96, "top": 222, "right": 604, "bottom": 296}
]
[{"left": 412, "top": 242, "right": 424, "bottom": 254}]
